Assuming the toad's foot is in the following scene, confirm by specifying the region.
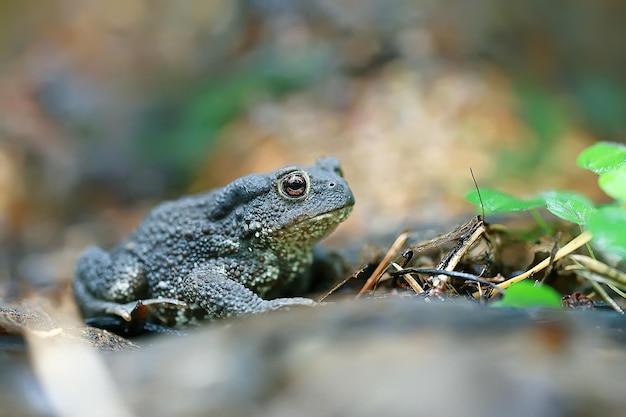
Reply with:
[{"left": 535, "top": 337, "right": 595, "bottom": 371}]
[
  {"left": 104, "top": 298, "right": 187, "bottom": 322},
  {"left": 184, "top": 267, "right": 317, "bottom": 319},
  {"left": 264, "top": 297, "right": 317, "bottom": 311}
]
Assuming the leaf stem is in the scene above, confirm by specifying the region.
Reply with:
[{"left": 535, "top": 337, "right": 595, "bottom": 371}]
[{"left": 530, "top": 208, "right": 551, "bottom": 234}]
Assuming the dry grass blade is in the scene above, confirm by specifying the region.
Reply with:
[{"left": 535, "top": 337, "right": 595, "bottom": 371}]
[
  {"left": 569, "top": 254, "right": 626, "bottom": 286},
  {"left": 587, "top": 280, "right": 624, "bottom": 314},
  {"left": 607, "top": 284, "right": 626, "bottom": 299},
  {"left": 391, "top": 262, "right": 424, "bottom": 293},
  {"left": 473, "top": 230, "right": 592, "bottom": 298},
  {"left": 566, "top": 254, "right": 626, "bottom": 313},
  {"left": 569, "top": 268, "right": 626, "bottom": 291},
  {"left": 356, "top": 232, "right": 409, "bottom": 298}
]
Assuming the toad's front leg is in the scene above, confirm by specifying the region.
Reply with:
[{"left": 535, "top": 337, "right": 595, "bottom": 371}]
[{"left": 183, "top": 265, "right": 316, "bottom": 320}]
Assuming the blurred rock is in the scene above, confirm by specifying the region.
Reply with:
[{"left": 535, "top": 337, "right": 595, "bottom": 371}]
[
  {"left": 3, "top": 296, "right": 626, "bottom": 416},
  {"left": 0, "top": 300, "right": 138, "bottom": 416},
  {"left": 0, "top": 302, "right": 138, "bottom": 351},
  {"left": 104, "top": 300, "right": 626, "bottom": 417}
]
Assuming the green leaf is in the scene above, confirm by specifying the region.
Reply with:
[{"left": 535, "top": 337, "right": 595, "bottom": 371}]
[
  {"left": 465, "top": 189, "right": 544, "bottom": 214},
  {"left": 576, "top": 142, "right": 626, "bottom": 174},
  {"left": 588, "top": 206, "right": 626, "bottom": 259},
  {"left": 541, "top": 190, "right": 597, "bottom": 224},
  {"left": 598, "top": 164, "right": 626, "bottom": 201},
  {"left": 492, "top": 280, "right": 562, "bottom": 308}
]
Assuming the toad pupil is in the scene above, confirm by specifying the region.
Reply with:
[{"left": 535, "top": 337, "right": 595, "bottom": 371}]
[{"left": 282, "top": 174, "right": 307, "bottom": 197}]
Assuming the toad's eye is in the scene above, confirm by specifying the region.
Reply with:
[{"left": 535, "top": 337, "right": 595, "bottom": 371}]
[{"left": 280, "top": 172, "right": 309, "bottom": 198}]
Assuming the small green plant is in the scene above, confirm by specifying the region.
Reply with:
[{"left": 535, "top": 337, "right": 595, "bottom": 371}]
[
  {"left": 492, "top": 281, "right": 562, "bottom": 309},
  {"left": 466, "top": 141, "right": 626, "bottom": 259}
]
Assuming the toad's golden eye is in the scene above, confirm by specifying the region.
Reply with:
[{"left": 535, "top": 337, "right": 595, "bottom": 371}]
[{"left": 280, "top": 172, "right": 308, "bottom": 198}]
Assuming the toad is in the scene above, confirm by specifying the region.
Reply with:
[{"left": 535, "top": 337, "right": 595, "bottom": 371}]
[{"left": 74, "top": 157, "right": 354, "bottom": 328}]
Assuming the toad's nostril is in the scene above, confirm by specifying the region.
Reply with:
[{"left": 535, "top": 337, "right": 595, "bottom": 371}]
[{"left": 329, "top": 182, "right": 336, "bottom": 188}]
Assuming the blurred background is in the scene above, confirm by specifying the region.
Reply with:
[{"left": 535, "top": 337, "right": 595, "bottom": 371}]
[{"left": 0, "top": 0, "right": 624, "bottom": 298}]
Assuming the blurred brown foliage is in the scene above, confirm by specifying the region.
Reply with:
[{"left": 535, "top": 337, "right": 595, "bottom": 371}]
[{"left": 0, "top": 0, "right": 624, "bottom": 293}]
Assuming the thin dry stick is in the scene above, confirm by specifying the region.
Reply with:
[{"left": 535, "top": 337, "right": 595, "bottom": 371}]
[
  {"left": 318, "top": 273, "right": 355, "bottom": 302},
  {"left": 430, "top": 221, "right": 486, "bottom": 294},
  {"left": 356, "top": 232, "right": 409, "bottom": 298},
  {"left": 410, "top": 216, "right": 482, "bottom": 254},
  {"left": 539, "top": 230, "right": 562, "bottom": 284},
  {"left": 473, "top": 230, "right": 592, "bottom": 298}
]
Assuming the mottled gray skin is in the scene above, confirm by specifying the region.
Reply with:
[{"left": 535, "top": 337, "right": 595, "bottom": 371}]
[{"left": 74, "top": 157, "right": 354, "bottom": 327}]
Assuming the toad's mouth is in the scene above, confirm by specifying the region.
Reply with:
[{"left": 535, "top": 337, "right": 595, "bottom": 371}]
[
  {"left": 298, "top": 205, "right": 353, "bottom": 225},
  {"left": 278, "top": 205, "right": 353, "bottom": 240}
]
